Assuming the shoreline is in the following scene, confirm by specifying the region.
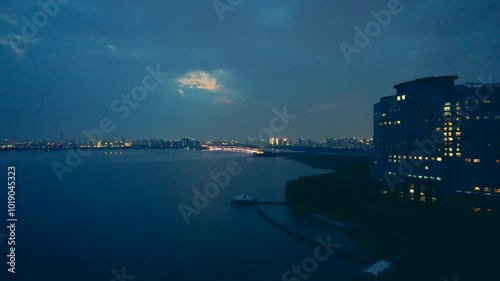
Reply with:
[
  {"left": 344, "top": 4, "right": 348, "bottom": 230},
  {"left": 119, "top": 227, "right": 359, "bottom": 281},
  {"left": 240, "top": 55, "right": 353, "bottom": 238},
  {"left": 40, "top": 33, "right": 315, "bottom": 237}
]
[{"left": 267, "top": 151, "right": 372, "bottom": 171}]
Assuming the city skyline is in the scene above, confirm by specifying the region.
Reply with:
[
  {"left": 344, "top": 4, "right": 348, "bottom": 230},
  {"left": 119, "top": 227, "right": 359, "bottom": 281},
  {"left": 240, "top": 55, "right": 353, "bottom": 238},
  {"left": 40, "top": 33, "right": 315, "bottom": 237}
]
[
  {"left": 1, "top": 1, "right": 499, "bottom": 141},
  {"left": 0, "top": 134, "right": 372, "bottom": 143}
]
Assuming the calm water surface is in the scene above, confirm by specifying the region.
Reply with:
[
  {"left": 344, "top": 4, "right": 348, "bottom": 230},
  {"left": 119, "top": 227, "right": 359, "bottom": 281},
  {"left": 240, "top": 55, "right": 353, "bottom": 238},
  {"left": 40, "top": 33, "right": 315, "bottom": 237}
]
[{"left": 0, "top": 150, "right": 368, "bottom": 281}]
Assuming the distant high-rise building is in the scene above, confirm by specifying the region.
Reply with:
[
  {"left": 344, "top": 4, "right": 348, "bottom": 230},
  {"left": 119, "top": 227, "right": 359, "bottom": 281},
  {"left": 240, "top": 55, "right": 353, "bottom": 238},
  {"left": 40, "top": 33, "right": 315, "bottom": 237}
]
[{"left": 373, "top": 76, "right": 500, "bottom": 207}]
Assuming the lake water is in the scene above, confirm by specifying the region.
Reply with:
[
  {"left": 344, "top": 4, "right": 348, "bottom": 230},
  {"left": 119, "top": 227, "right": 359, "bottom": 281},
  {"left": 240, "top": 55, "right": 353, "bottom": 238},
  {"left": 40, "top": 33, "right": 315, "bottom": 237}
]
[{"left": 0, "top": 150, "right": 369, "bottom": 281}]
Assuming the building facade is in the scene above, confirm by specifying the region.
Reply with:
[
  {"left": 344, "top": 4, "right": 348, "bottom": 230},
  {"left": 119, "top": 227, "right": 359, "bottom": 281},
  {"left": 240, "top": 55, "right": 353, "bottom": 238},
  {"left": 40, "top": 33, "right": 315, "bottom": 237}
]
[{"left": 373, "top": 76, "right": 500, "bottom": 208}]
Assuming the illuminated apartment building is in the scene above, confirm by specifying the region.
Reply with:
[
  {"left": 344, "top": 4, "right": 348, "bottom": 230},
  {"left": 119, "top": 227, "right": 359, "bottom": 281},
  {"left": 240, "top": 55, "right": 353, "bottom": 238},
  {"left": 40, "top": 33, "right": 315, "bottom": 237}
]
[{"left": 373, "top": 76, "right": 500, "bottom": 206}]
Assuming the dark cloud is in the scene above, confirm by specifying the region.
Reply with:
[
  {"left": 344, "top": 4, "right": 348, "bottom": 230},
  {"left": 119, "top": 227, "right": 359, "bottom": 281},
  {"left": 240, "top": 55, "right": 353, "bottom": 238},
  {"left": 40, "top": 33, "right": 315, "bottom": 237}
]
[{"left": 0, "top": 0, "right": 499, "bottom": 141}]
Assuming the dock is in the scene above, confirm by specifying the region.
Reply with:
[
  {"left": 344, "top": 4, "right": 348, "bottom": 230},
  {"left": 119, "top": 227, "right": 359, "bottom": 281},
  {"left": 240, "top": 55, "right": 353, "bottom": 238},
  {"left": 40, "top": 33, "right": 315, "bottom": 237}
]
[{"left": 232, "top": 197, "right": 372, "bottom": 265}]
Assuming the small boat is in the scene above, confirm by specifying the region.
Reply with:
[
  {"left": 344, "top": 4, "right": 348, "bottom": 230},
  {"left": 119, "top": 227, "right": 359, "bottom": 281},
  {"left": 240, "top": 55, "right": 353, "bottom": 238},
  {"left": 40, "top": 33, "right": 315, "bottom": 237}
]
[{"left": 232, "top": 193, "right": 255, "bottom": 205}]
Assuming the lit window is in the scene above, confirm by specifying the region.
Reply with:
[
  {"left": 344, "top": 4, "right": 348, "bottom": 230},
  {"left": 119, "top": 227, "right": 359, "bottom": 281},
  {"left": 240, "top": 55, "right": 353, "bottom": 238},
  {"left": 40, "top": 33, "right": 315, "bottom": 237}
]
[
  {"left": 445, "top": 102, "right": 451, "bottom": 106},
  {"left": 425, "top": 166, "right": 429, "bottom": 170},
  {"left": 474, "top": 159, "right": 481, "bottom": 163},
  {"left": 484, "top": 188, "right": 491, "bottom": 192},
  {"left": 495, "top": 189, "right": 500, "bottom": 193},
  {"left": 456, "top": 132, "right": 461, "bottom": 136},
  {"left": 483, "top": 100, "right": 491, "bottom": 104},
  {"left": 465, "top": 158, "right": 471, "bottom": 162},
  {"left": 474, "top": 187, "right": 481, "bottom": 191},
  {"left": 397, "top": 96, "right": 401, "bottom": 101},
  {"left": 436, "top": 157, "right": 442, "bottom": 161},
  {"left": 402, "top": 95, "right": 406, "bottom": 100},
  {"left": 456, "top": 153, "right": 461, "bottom": 157}
]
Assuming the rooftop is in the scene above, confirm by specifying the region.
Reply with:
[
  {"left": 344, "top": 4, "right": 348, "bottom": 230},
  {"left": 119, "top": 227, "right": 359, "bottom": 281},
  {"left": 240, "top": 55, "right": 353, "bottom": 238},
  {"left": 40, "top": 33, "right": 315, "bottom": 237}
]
[{"left": 393, "top": 75, "right": 459, "bottom": 89}]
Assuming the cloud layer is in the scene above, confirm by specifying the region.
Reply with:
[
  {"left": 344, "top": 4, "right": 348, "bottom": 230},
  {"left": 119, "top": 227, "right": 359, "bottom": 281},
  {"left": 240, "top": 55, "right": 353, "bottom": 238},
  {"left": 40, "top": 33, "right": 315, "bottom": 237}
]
[{"left": 0, "top": 0, "right": 499, "bottom": 140}]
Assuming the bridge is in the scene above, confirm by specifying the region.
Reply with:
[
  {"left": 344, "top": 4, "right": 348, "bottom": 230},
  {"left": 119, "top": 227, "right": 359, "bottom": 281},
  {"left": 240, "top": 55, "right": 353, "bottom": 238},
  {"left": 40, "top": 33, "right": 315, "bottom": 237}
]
[{"left": 203, "top": 145, "right": 264, "bottom": 155}]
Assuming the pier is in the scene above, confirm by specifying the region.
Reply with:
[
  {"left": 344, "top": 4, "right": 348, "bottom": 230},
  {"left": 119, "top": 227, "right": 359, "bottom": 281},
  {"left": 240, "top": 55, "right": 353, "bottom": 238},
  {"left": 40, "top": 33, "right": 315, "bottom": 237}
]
[
  {"left": 249, "top": 200, "right": 371, "bottom": 265},
  {"left": 230, "top": 197, "right": 428, "bottom": 279}
]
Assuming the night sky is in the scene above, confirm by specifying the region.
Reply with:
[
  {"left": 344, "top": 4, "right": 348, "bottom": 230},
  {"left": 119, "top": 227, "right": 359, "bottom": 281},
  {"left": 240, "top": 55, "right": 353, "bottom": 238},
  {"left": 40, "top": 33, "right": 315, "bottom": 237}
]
[{"left": 1, "top": 0, "right": 499, "bottom": 141}]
